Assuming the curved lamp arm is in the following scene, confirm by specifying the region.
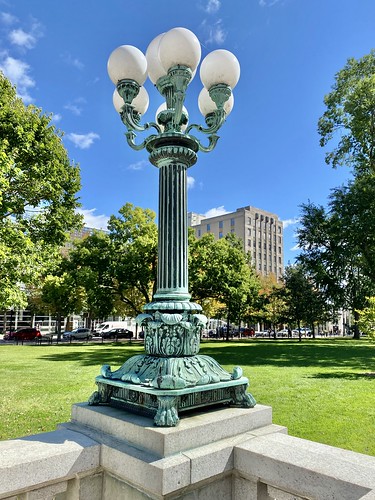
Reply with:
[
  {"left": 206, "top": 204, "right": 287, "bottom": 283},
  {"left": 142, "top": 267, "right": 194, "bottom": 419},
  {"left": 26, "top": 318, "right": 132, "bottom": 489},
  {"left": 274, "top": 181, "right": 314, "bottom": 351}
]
[
  {"left": 120, "top": 105, "right": 161, "bottom": 134},
  {"left": 186, "top": 109, "right": 226, "bottom": 136},
  {"left": 197, "top": 134, "right": 220, "bottom": 153},
  {"left": 125, "top": 131, "right": 151, "bottom": 151}
]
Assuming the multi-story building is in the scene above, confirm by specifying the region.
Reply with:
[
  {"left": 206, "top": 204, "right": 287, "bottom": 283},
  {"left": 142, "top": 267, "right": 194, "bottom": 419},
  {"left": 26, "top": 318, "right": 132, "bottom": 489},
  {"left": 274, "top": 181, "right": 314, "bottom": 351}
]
[{"left": 188, "top": 205, "right": 284, "bottom": 280}]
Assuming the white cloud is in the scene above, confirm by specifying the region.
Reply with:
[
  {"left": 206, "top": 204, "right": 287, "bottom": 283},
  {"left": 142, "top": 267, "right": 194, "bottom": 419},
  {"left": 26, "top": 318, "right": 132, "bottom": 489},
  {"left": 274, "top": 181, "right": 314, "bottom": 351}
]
[
  {"left": 77, "top": 208, "right": 109, "bottom": 230},
  {"left": 64, "top": 97, "right": 86, "bottom": 116},
  {"left": 9, "top": 28, "right": 36, "bottom": 49},
  {"left": 187, "top": 176, "right": 195, "bottom": 189},
  {"left": 204, "top": 205, "right": 229, "bottom": 218},
  {"left": 51, "top": 113, "right": 62, "bottom": 123},
  {"left": 66, "top": 132, "right": 100, "bottom": 149},
  {"left": 8, "top": 19, "right": 43, "bottom": 50},
  {"left": 259, "top": 0, "right": 282, "bottom": 6},
  {"left": 0, "top": 55, "right": 35, "bottom": 102},
  {"left": 128, "top": 159, "right": 148, "bottom": 171},
  {"left": 1, "top": 12, "right": 18, "bottom": 25},
  {"left": 61, "top": 52, "right": 84, "bottom": 70},
  {"left": 201, "top": 19, "right": 227, "bottom": 45},
  {"left": 282, "top": 217, "right": 299, "bottom": 229},
  {"left": 204, "top": 0, "right": 221, "bottom": 13}
]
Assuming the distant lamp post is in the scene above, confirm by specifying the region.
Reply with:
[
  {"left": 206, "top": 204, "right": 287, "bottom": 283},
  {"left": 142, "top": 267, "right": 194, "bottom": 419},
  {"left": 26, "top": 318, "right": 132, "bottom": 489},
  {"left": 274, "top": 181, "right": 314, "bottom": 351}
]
[{"left": 90, "top": 27, "right": 255, "bottom": 426}]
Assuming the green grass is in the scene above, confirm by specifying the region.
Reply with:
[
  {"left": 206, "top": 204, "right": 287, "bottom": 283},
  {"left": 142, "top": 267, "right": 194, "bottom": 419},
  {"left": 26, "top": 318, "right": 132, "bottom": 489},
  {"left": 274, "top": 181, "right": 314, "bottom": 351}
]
[{"left": 0, "top": 338, "right": 374, "bottom": 456}]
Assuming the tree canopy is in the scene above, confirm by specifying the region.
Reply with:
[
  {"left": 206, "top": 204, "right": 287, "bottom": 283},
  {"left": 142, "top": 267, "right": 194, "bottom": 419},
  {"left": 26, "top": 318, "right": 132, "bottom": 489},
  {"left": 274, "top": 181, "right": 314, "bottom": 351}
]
[
  {"left": 189, "top": 232, "right": 261, "bottom": 333},
  {"left": 0, "top": 73, "right": 82, "bottom": 309},
  {"left": 318, "top": 50, "right": 375, "bottom": 174}
]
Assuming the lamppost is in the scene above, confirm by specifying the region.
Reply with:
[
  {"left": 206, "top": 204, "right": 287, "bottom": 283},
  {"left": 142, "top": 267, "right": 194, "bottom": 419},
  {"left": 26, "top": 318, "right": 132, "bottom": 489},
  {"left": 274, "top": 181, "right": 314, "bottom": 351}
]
[{"left": 89, "top": 27, "right": 256, "bottom": 426}]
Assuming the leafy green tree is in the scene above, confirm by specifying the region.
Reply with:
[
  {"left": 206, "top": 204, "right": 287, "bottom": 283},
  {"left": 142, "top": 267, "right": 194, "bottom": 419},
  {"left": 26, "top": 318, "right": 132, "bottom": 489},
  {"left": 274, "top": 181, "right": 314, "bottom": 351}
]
[
  {"left": 282, "top": 264, "right": 331, "bottom": 339},
  {"left": 0, "top": 73, "right": 82, "bottom": 310},
  {"left": 108, "top": 203, "right": 158, "bottom": 306},
  {"left": 297, "top": 199, "right": 374, "bottom": 339},
  {"left": 357, "top": 297, "right": 375, "bottom": 341},
  {"left": 189, "top": 233, "right": 260, "bottom": 338},
  {"left": 261, "top": 293, "right": 287, "bottom": 339},
  {"left": 318, "top": 50, "right": 375, "bottom": 174},
  {"left": 40, "top": 274, "right": 87, "bottom": 336},
  {"left": 65, "top": 204, "right": 157, "bottom": 318}
]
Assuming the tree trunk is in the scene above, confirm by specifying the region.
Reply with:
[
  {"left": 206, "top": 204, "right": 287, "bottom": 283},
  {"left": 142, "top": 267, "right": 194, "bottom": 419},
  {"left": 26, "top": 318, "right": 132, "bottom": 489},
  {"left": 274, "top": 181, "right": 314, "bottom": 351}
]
[{"left": 353, "top": 310, "right": 361, "bottom": 339}]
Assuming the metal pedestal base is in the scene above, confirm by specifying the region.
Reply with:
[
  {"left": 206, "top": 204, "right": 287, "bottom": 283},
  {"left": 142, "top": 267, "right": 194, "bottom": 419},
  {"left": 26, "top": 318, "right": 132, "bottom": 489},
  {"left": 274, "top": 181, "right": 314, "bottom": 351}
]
[{"left": 89, "top": 376, "right": 255, "bottom": 427}]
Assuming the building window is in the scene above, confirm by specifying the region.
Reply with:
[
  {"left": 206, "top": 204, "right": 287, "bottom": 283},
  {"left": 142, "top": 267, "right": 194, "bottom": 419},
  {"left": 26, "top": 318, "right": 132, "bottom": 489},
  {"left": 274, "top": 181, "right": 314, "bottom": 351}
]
[
  {"left": 219, "top": 231, "right": 223, "bottom": 239},
  {"left": 248, "top": 217, "right": 251, "bottom": 225},
  {"left": 278, "top": 247, "right": 282, "bottom": 253},
  {"left": 197, "top": 229, "right": 201, "bottom": 237},
  {"left": 278, "top": 257, "right": 282, "bottom": 264},
  {"left": 207, "top": 224, "right": 210, "bottom": 231},
  {"left": 248, "top": 228, "right": 251, "bottom": 236},
  {"left": 230, "top": 218, "right": 235, "bottom": 226},
  {"left": 248, "top": 239, "right": 251, "bottom": 246},
  {"left": 230, "top": 228, "right": 235, "bottom": 233},
  {"left": 253, "top": 240, "right": 256, "bottom": 247},
  {"left": 278, "top": 236, "right": 282, "bottom": 244},
  {"left": 219, "top": 220, "right": 223, "bottom": 229}
]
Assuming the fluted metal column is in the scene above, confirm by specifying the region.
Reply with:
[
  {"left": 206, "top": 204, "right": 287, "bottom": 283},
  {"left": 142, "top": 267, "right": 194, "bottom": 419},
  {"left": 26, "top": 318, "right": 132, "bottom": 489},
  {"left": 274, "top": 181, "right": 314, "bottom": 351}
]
[{"left": 154, "top": 161, "right": 190, "bottom": 301}]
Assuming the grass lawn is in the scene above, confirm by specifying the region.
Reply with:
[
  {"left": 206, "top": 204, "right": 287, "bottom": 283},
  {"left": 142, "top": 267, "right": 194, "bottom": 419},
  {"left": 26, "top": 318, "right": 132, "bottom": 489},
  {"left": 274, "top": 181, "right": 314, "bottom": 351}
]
[{"left": 0, "top": 338, "right": 374, "bottom": 456}]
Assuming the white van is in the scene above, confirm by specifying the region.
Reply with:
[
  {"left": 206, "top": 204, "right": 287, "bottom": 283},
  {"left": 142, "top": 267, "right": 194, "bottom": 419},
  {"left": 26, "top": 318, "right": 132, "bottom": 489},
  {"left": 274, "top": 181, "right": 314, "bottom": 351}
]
[{"left": 94, "top": 321, "right": 131, "bottom": 335}]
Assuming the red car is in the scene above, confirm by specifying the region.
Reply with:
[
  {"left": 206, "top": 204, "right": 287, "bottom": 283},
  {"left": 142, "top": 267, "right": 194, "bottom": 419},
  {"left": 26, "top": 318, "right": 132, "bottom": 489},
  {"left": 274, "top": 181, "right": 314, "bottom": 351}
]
[{"left": 4, "top": 327, "right": 40, "bottom": 341}]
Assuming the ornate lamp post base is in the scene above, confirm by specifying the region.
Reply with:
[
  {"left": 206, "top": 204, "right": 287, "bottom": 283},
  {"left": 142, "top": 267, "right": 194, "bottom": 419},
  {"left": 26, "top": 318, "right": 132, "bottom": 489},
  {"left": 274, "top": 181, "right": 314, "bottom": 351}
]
[
  {"left": 89, "top": 300, "right": 256, "bottom": 426},
  {"left": 89, "top": 376, "right": 255, "bottom": 427}
]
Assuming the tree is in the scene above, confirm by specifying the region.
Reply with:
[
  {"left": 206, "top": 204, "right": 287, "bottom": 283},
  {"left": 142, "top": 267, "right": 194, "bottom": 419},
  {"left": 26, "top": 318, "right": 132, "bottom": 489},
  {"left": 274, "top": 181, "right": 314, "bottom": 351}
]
[
  {"left": 357, "top": 297, "right": 375, "bottom": 341},
  {"left": 108, "top": 203, "right": 158, "bottom": 306},
  {"left": 297, "top": 199, "right": 374, "bottom": 339},
  {"left": 318, "top": 50, "right": 375, "bottom": 174},
  {"left": 282, "top": 264, "right": 331, "bottom": 339},
  {"left": 261, "top": 293, "right": 287, "bottom": 339},
  {"left": 189, "top": 233, "right": 260, "bottom": 338},
  {"left": 0, "top": 73, "right": 82, "bottom": 310},
  {"left": 40, "top": 274, "right": 87, "bottom": 336},
  {"left": 65, "top": 204, "right": 158, "bottom": 319}
]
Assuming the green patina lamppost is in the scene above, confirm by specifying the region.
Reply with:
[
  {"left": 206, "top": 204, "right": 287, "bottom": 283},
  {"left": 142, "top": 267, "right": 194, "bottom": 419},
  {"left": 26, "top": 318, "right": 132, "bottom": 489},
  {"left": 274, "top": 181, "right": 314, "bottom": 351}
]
[{"left": 89, "top": 27, "right": 256, "bottom": 426}]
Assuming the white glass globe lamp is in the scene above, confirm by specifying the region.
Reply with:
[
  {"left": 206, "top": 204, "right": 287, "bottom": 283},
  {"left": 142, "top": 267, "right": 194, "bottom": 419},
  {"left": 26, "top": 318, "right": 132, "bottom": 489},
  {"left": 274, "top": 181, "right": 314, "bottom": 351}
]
[
  {"left": 155, "top": 102, "right": 188, "bottom": 131},
  {"left": 200, "top": 49, "right": 240, "bottom": 90},
  {"left": 158, "top": 27, "right": 201, "bottom": 74},
  {"left": 107, "top": 45, "right": 148, "bottom": 85},
  {"left": 146, "top": 33, "right": 168, "bottom": 84},
  {"left": 113, "top": 86, "right": 149, "bottom": 115}
]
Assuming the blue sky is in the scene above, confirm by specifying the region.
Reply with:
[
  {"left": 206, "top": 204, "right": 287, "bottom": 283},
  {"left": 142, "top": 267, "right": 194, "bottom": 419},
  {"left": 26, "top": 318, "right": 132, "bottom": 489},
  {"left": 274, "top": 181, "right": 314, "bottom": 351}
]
[{"left": 1, "top": 0, "right": 374, "bottom": 265}]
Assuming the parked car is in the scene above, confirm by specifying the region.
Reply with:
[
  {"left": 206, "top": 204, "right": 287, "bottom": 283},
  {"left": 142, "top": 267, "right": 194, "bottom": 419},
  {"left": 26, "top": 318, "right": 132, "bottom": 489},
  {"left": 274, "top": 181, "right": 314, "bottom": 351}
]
[
  {"left": 100, "top": 328, "right": 133, "bottom": 339},
  {"left": 63, "top": 328, "right": 92, "bottom": 340},
  {"left": 276, "top": 329, "right": 289, "bottom": 337},
  {"left": 4, "top": 327, "right": 40, "bottom": 341}
]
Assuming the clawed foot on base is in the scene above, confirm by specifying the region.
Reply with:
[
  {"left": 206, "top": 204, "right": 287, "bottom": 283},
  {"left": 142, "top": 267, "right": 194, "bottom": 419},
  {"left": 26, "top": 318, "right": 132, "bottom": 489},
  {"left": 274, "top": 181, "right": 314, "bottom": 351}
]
[{"left": 154, "top": 396, "right": 179, "bottom": 427}]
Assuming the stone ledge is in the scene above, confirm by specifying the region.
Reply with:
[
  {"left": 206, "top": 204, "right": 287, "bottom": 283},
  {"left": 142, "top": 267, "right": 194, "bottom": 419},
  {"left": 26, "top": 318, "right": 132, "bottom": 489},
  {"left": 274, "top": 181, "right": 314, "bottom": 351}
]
[
  {"left": 0, "top": 428, "right": 100, "bottom": 499},
  {"left": 235, "top": 432, "right": 375, "bottom": 500}
]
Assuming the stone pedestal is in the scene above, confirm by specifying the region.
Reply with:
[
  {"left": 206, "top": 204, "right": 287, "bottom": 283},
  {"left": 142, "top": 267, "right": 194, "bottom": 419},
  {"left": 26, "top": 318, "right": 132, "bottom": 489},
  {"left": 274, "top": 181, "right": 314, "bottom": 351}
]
[{"left": 59, "top": 402, "right": 285, "bottom": 499}]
